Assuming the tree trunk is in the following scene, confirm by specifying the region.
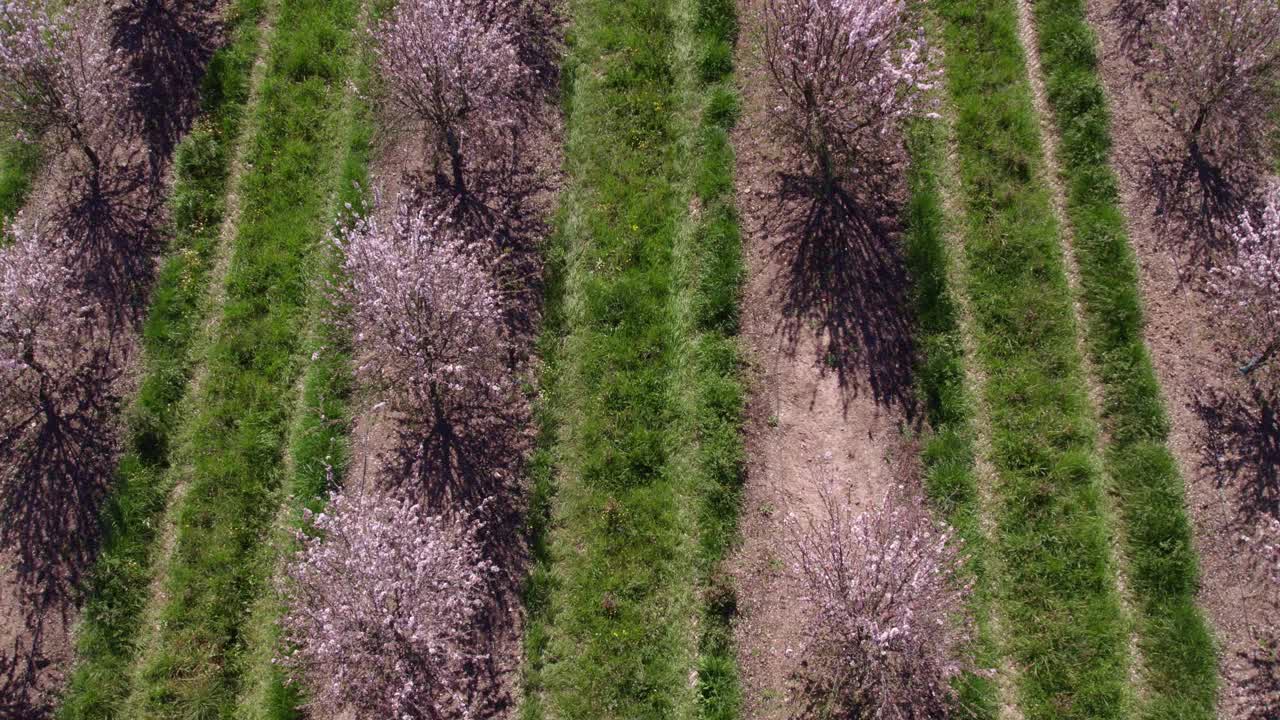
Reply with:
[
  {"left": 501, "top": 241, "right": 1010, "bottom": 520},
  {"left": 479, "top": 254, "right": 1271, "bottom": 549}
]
[
  {"left": 1240, "top": 337, "right": 1280, "bottom": 376},
  {"left": 445, "top": 127, "right": 466, "bottom": 196}
]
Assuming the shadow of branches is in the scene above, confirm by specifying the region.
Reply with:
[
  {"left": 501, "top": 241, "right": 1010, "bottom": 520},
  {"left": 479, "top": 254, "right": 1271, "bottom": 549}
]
[
  {"left": 0, "top": 346, "right": 122, "bottom": 606},
  {"left": 762, "top": 169, "right": 917, "bottom": 415},
  {"left": 1133, "top": 137, "right": 1259, "bottom": 268},
  {"left": 1236, "top": 630, "right": 1280, "bottom": 720},
  {"left": 110, "top": 0, "right": 222, "bottom": 175},
  {"left": 1194, "top": 384, "right": 1280, "bottom": 527},
  {"left": 50, "top": 156, "right": 164, "bottom": 320},
  {"left": 0, "top": 623, "right": 61, "bottom": 719},
  {"left": 404, "top": 156, "right": 550, "bottom": 351}
]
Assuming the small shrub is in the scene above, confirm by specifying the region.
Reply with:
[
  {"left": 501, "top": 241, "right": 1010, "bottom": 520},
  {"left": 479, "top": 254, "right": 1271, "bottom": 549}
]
[{"left": 787, "top": 474, "right": 973, "bottom": 720}]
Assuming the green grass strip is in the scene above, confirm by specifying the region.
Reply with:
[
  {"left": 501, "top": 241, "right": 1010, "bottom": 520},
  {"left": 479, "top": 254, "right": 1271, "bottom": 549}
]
[
  {"left": 932, "top": 0, "right": 1134, "bottom": 717},
  {"left": 1026, "top": 1, "right": 1218, "bottom": 716},
  {"left": 521, "top": 0, "right": 725, "bottom": 715},
  {"left": 902, "top": 117, "right": 1001, "bottom": 720},
  {"left": 116, "top": 0, "right": 363, "bottom": 715},
  {"left": 0, "top": 139, "right": 41, "bottom": 224},
  {"left": 668, "top": 0, "right": 746, "bottom": 717},
  {"left": 56, "top": 2, "right": 271, "bottom": 715},
  {"left": 231, "top": 8, "right": 378, "bottom": 716}
]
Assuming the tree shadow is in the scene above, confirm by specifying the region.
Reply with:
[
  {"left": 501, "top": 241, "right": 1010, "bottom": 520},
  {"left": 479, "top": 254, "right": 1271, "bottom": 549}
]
[
  {"left": 1236, "top": 632, "right": 1280, "bottom": 720},
  {"left": 1134, "top": 133, "right": 1260, "bottom": 269},
  {"left": 0, "top": 345, "right": 121, "bottom": 606},
  {"left": 404, "top": 158, "right": 549, "bottom": 352},
  {"left": 1107, "top": 0, "right": 1167, "bottom": 62},
  {"left": 786, "top": 653, "right": 954, "bottom": 720},
  {"left": 110, "top": 0, "right": 222, "bottom": 177},
  {"left": 49, "top": 154, "right": 164, "bottom": 322},
  {"left": 1193, "top": 384, "right": 1280, "bottom": 527},
  {"left": 763, "top": 170, "right": 918, "bottom": 416},
  {"left": 371, "top": 394, "right": 531, "bottom": 720},
  {"left": 454, "top": 588, "right": 519, "bottom": 720},
  {"left": 383, "top": 387, "right": 532, "bottom": 570},
  {"left": 0, "top": 627, "right": 59, "bottom": 720}
]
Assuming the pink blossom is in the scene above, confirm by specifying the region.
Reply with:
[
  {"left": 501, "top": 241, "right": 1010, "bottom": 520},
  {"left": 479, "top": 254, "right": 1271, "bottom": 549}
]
[
  {"left": 0, "top": 1, "right": 131, "bottom": 168},
  {"left": 1212, "top": 183, "right": 1280, "bottom": 383},
  {"left": 280, "top": 489, "right": 495, "bottom": 719},
  {"left": 763, "top": 0, "right": 936, "bottom": 185},
  {"left": 374, "top": 0, "right": 532, "bottom": 195},
  {"left": 332, "top": 193, "right": 511, "bottom": 434},
  {"left": 787, "top": 474, "right": 973, "bottom": 719},
  {"left": 1139, "top": 0, "right": 1280, "bottom": 234}
]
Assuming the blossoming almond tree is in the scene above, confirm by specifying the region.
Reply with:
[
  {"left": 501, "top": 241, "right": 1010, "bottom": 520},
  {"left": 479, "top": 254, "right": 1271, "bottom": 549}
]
[
  {"left": 0, "top": 0, "right": 131, "bottom": 191},
  {"left": 1214, "top": 184, "right": 1280, "bottom": 384},
  {"left": 332, "top": 193, "right": 517, "bottom": 492},
  {"left": 374, "top": 0, "right": 531, "bottom": 197},
  {"left": 1141, "top": 0, "right": 1280, "bottom": 248},
  {"left": 787, "top": 476, "right": 972, "bottom": 720},
  {"left": 0, "top": 225, "right": 118, "bottom": 588},
  {"left": 763, "top": 0, "right": 934, "bottom": 192},
  {"left": 280, "top": 490, "right": 495, "bottom": 720},
  {"left": 334, "top": 193, "right": 509, "bottom": 413}
]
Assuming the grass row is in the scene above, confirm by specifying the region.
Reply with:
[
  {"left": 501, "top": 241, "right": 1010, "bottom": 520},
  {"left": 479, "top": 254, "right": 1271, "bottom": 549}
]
[
  {"left": 57, "top": 2, "right": 271, "bottom": 715},
  {"left": 519, "top": 0, "right": 745, "bottom": 715},
  {"left": 231, "top": 8, "right": 378, "bottom": 715},
  {"left": 901, "top": 117, "right": 1002, "bottom": 720},
  {"left": 1026, "top": 1, "right": 1218, "bottom": 716},
  {"left": 115, "top": 0, "right": 364, "bottom": 715},
  {"left": 668, "top": 0, "right": 747, "bottom": 716},
  {"left": 932, "top": 0, "right": 1135, "bottom": 716},
  {"left": 0, "top": 139, "right": 40, "bottom": 223}
]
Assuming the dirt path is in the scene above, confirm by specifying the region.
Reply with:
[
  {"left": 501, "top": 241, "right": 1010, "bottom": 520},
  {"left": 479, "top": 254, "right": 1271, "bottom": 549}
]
[
  {"left": 1084, "top": 1, "right": 1279, "bottom": 715},
  {"left": 727, "top": 2, "right": 920, "bottom": 717}
]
